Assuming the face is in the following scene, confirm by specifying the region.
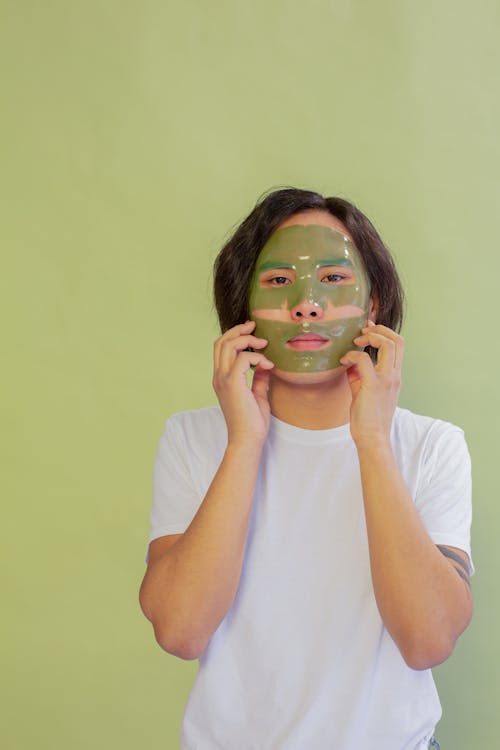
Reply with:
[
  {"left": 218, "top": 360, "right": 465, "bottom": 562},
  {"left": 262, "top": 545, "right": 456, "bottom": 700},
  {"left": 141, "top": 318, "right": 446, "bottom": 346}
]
[{"left": 249, "top": 215, "right": 371, "bottom": 374}]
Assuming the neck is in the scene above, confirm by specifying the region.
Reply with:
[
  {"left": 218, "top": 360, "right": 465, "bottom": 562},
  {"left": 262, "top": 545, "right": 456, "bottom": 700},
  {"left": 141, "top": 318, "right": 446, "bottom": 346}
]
[{"left": 268, "top": 370, "right": 352, "bottom": 430}]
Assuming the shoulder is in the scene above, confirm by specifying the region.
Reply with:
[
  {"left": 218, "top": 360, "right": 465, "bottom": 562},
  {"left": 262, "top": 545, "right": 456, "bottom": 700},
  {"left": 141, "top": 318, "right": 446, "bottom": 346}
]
[
  {"left": 166, "top": 406, "right": 226, "bottom": 439},
  {"left": 392, "top": 406, "right": 465, "bottom": 449},
  {"left": 161, "top": 406, "right": 227, "bottom": 459},
  {"left": 392, "top": 407, "right": 470, "bottom": 483}
]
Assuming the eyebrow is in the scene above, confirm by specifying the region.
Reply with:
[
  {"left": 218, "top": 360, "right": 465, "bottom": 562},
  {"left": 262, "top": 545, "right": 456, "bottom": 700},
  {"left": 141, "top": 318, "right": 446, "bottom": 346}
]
[
  {"left": 258, "top": 261, "right": 295, "bottom": 271},
  {"left": 316, "top": 258, "right": 353, "bottom": 267},
  {"left": 258, "top": 257, "right": 353, "bottom": 272}
]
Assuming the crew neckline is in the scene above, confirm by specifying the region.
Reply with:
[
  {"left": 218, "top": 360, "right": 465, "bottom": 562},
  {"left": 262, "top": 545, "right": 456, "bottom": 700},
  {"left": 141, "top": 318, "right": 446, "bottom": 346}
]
[{"left": 269, "top": 414, "right": 352, "bottom": 444}]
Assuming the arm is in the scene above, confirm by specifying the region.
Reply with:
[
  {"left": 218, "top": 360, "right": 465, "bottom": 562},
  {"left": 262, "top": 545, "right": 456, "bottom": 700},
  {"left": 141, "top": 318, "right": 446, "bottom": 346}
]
[
  {"left": 139, "top": 321, "right": 274, "bottom": 660},
  {"left": 356, "top": 439, "right": 472, "bottom": 669},
  {"left": 341, "top": 323, "right": 473, "bottom": 670}
]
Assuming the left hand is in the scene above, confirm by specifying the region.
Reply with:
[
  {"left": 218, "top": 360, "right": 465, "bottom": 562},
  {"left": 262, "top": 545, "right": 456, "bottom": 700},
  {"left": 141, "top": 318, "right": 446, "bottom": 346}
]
[{"left": 339, "top": 320, "right": 404, "bottom": 445}]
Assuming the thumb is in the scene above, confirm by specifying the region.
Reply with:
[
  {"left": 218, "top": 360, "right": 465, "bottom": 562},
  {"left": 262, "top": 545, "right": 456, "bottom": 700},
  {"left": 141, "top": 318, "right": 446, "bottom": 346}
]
[
  {"left": 252, "top": 366, "right": 271, "bottom": 401},
  {"left": 340, "top": 350, "right": 375, "bottom": 384}
]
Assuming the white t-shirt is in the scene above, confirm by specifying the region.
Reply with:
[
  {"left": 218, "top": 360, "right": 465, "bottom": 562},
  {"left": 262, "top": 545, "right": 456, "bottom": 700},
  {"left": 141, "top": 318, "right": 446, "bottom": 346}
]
[{"left": 148, "top": 406, "right": 473, "bottom": 750}]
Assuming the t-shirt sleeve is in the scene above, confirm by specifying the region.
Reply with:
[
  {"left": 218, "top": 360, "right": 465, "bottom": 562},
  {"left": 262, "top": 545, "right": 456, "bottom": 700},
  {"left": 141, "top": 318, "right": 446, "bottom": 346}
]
[
  {"left": 415, "top": 424, "right": 474, "bottom": 571},
  {"left": 148, "top": 416, "right": 201, "bottom": 546}
]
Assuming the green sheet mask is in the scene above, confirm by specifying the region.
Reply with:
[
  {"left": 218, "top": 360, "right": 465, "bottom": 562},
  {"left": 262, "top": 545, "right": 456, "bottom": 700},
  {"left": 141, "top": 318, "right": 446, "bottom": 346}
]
[{"left": 249, "top": 224, "right": 371, "bottom": 373}]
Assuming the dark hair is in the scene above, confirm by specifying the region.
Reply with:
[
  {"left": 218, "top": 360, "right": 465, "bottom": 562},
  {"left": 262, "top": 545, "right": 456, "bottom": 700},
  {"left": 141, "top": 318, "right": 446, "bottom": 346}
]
[{"left": 213, "top": 188, "right": 404, "bottom": 359}]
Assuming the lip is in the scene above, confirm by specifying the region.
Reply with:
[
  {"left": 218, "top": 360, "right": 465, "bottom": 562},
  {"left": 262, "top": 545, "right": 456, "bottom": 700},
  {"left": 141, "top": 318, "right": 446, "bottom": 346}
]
[{"left": 286, "top": 333, "right": 331, "bottom": 351}]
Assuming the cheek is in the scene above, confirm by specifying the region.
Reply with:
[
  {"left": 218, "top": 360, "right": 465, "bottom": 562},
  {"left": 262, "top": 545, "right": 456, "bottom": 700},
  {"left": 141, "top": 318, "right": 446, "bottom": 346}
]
[
  {"left": 325, "top": 284, "right": 364, "bottom": 307},
  {"left": 250, "top": 285, "right": 290, "bottom": 310}
]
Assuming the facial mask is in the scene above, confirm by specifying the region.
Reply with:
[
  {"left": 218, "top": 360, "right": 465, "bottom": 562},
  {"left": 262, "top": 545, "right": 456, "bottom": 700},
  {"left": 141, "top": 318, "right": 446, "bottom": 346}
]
[{"left": 248, "top": 224, "right": 370, "bottom": 372}]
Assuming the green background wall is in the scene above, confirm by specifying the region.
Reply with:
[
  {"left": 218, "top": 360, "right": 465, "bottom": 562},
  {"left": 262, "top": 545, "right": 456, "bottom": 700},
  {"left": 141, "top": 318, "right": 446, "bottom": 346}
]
[{"left": 2, "top": 1, "right": 498, "bottom": 747}]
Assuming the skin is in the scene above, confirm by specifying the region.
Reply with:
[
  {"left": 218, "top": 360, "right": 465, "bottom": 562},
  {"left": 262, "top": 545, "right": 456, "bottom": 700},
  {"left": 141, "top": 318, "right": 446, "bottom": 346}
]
[{"left": 139, "top": 208, "right": 473, "bottom": 669}]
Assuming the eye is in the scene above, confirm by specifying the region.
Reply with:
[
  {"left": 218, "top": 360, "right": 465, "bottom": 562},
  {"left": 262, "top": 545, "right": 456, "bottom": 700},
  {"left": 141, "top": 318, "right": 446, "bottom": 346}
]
[
  {"left": 319, "top": 266, "right": 355, "bottom": 284},
  {"left": 259, "top": 272, "right": 293, "bottom": 287},
  {"left": 321, "top": 272, "right": 345, "bottom": 284}
]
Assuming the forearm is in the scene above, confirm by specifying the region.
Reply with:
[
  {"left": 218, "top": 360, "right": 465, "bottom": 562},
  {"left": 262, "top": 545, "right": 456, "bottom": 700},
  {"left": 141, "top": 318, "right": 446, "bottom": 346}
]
[
  {"left": 356, "top": 438, "right": 473, "bottom": 670},
  {"left": 140, "top": 440, "right": 263, "bottom": 658}
]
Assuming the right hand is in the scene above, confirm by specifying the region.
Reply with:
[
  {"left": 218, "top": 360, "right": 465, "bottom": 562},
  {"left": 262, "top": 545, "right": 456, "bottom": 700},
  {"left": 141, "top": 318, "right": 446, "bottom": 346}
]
[{"left": 213, "top": 320, "right": 274, "bottom": 446}]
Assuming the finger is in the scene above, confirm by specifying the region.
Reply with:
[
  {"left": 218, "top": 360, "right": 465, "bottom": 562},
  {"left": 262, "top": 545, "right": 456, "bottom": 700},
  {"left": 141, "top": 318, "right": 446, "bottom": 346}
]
[
  {"left": 361, "top": 322, "right": 403, "bottom": 342},
  {"left": 361, "top": 323, "right": 404, "bottom": 371},
  {"left": 214, "top": 321, "right": 256, "bottom": 370},
  {"left": 353, "top": 331, "right": 396, "bottom": 376},
  {"left": 213, "top": 351, "right": 273, "bottom": 393},
  {"left": 342, "top": 361, "right": 362, "bottom": 393},
  {"left": 218, "top": 334, "right": 269, "bottom": 375},
  {"left": 252, "top": 366, "right": 271, "bottom": 401},
  {"left": 340, "top": 350, "right": 377, "bottom": 383},
  {"left": 230, "top": 351, "right": 274, "bottom": 379},
  {"left": 222, "top": 320, "right": 256, "bottom": 339}
]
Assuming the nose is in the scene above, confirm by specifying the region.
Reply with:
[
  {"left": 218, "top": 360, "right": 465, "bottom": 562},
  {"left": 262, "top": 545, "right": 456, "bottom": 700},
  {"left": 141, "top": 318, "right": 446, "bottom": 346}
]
[{"left": 290, "top": 301, "right": 324, "bottom": 321}]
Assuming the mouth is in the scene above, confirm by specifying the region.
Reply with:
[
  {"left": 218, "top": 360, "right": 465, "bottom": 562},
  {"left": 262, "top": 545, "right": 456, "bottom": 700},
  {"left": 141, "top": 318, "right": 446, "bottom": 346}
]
[{"left": 286, "top": 333, "right": 331, "bottom": 351}]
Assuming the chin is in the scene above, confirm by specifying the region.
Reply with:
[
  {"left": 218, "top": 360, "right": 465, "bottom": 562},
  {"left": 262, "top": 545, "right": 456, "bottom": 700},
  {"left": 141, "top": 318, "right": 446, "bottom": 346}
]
[{"left": 270, "top": 365, "right": 347, "bottom": 386}]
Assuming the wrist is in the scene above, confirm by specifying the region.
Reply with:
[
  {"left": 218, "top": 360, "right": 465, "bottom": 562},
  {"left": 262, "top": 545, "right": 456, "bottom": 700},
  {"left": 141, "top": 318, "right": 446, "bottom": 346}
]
[
  {"left": 226, "top": 435, "right": 266, "bottom": 455},
  {"left": 354, "top": 434, "right": 393, "bottom": 458}
]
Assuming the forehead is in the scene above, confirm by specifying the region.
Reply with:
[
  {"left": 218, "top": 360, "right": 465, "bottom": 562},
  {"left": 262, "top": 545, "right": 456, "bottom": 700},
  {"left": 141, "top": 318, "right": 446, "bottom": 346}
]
[
  {"left": 256, "top": 224, "right": 361, "bottom": 268},
  {"left": 277, "top": 208, "right": 350, "bottom": 236}
]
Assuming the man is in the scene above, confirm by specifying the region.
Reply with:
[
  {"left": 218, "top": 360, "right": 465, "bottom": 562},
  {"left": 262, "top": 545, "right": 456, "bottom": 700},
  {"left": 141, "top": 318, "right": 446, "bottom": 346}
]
[{"left": 139, "top": 188, "right": 473, "bottom": 749}]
